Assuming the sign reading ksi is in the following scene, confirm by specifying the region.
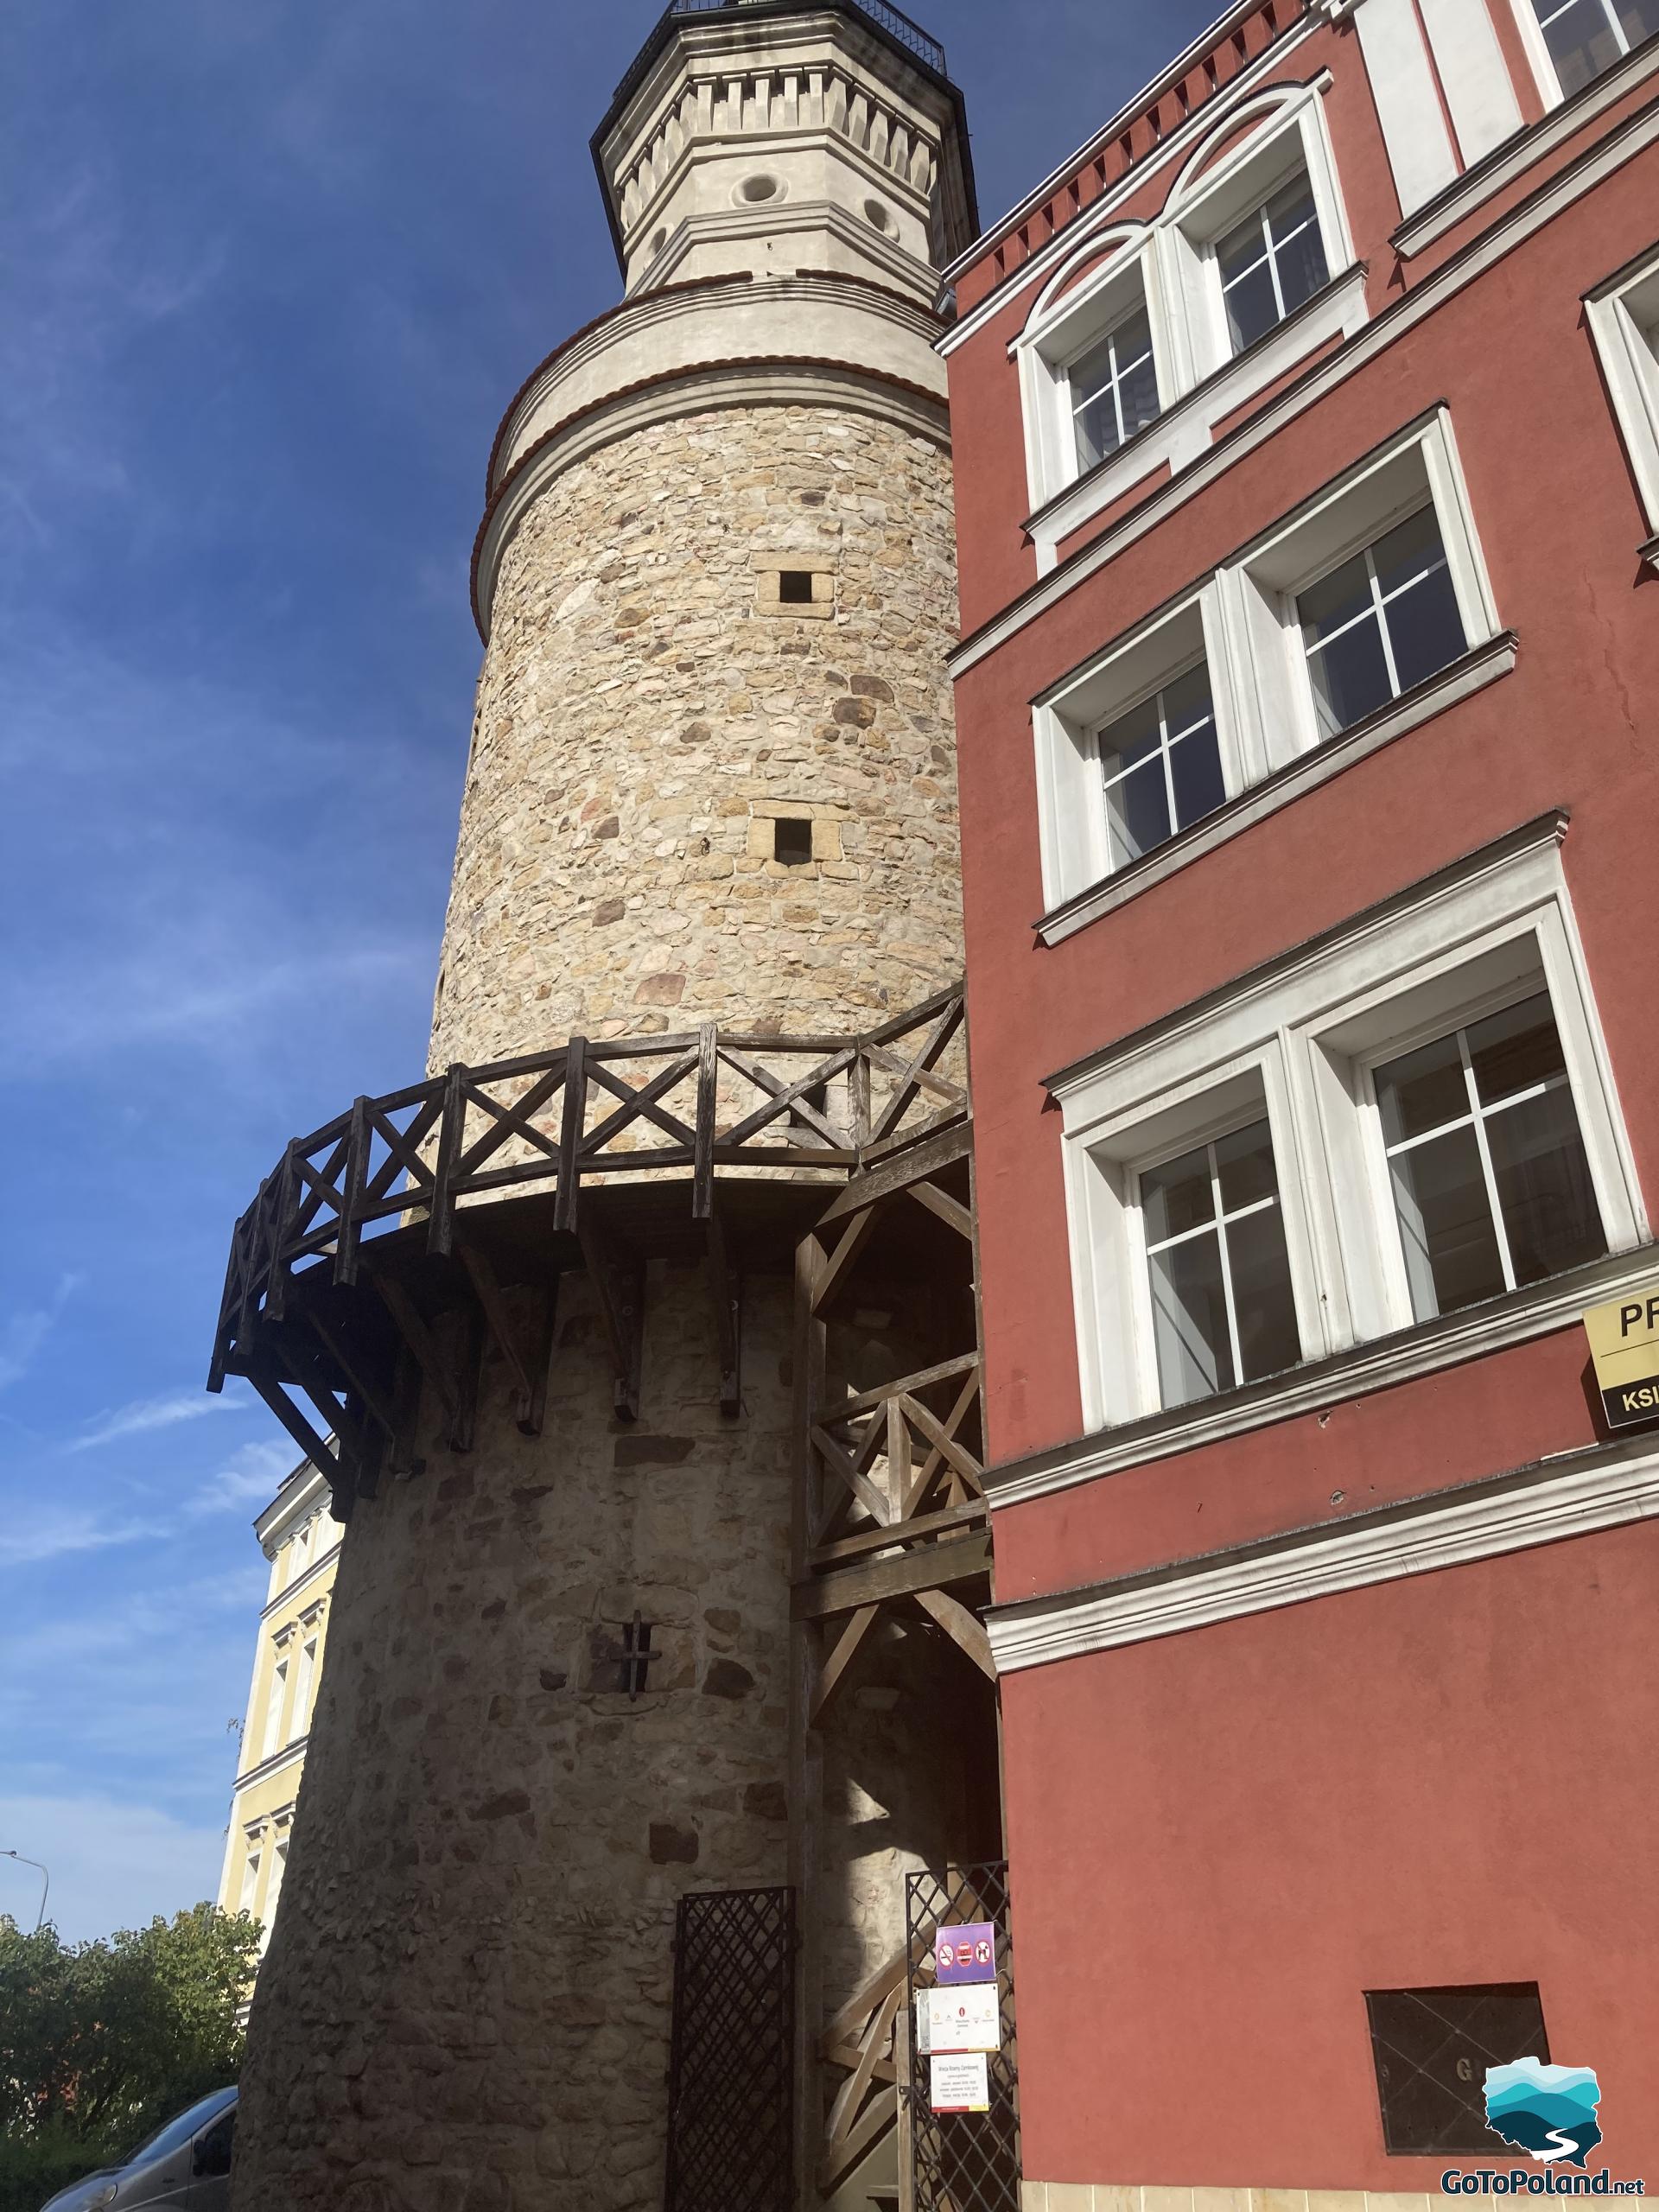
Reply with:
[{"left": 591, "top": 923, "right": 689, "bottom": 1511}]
[{"left": 1585, "top": 1284, "right": 1659, "bottom": 1429}]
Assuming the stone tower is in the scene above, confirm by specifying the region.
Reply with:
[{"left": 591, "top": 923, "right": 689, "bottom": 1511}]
[{"left": 220, "top": 10, "right": 996, "bottom": 2212}]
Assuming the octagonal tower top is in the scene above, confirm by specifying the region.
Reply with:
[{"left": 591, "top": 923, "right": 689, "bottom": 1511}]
[{"left": 592, "top": 0, "right": 977, "bottom": 302}]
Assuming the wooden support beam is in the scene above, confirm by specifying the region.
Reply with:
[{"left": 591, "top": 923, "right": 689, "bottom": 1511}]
[
  {"left": 304, "top": 1309, "right": 399, "bottom": 1445},
  {"left": 693, "top": 1024, "right": 718, "bottom": 1222},
  {"left": 577, "top": 1214, "right": 645, "bottom": 1423},
  {"left": 554, "top": 1036, "right": 587, "bottom": 1234},
  {"left": 817, "top": 2086, "right": 899, "bottom": 2196},
  {"left": 706, "top": 1208, "right": 741, "bottom": 1416},
  {"left": 242, "top": 1350, "right": 342, "bottom": 1491},
  {"left": 376, "top": 1276, "right": 461, "bottom": 1423},
  {"left": 424, "top": 1064, "right": 467, "bottom": 1260},
  {"left": 808, "top": 1499, "right": 986, "bottom": 1570},
  {"left": 817, "top": 1122, "right": 973, "bottom": 1226},
  {"left": 810, "top": 1205, "right": 880, "bottom": 1318},
  {"left": 332, "top": 1096, "right": 372, "bottom": 1287},
  {"left": 830, "top": 1351, "right": 979, "bottom": 1425},
  {"left": 885, "top": 1396, "right": 911, "bottom": 1520},
  {"left": 793, "top": 1531, "right": 993, "bottom": 1622},
  {"left": 905, "top": 1178, "right": 976, "bottom": 1242},
  {"left": 915, "top": 1587, "right": 997, "bottom": 1681},
  {"left": 522, "top": 1279, "right": 560, "bottom": 1440},
  {"left": 458, "top": 1244, "right": 540, "bottom": 1432},
  {"left": 388, "top": 1343, "right": 425, "bottom": 1478},
  {"left": 809, "top": 1426, "right": 893, "bottom": 1532},
  {"left": 823, "top": 1983, "right": 902, "bottom": 2157},
  {"left": 448, "top": 1299, "right": 486, "bottom": 1453},
  {"left": 900, "top": 1391, "right": 985, "bottom": 1499},
  {"left": 810, "top": 1604, "right": 880, "bottom": 1727}
]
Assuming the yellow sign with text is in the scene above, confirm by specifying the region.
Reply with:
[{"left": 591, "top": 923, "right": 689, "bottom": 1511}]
[{"left": 1585, "top": 1284, "right": 1659, "bottom": 1429}]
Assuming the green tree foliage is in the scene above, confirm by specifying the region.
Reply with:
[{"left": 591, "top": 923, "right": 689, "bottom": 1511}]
[{"left": 0, "top": 1904, "right": 260, "bottom": 2212}]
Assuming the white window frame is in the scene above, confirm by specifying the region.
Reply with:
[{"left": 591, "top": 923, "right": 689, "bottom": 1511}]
[
  {"left": 1014, "top": 82, "right": 1361, "bottom": 527},
  {"left": 1056, "top": 819, "right": 1645, "bottom": 1432},
  {"left": 1033, "top": 585, "right": 1243, "bottom": 910},
  {"left": 1033, "top": 410, "right": 1501, "bottom": 918},
  {"left": 1159, "top": 85, "right": 1356, "bottom": 391},
  {"left": 1508, "top": 0, "right": 1659, "bottom": 105},
  {"left": 1227, "top": 410, "right": 1498, "bottom": 770},
  {"left": 290, "top": 1637, "right": 318, "bottom": 1743},
  {"left": 1015, "top": 232, "right": 1170, "bottom": 511},
  {"left": 1586, "top": 243, "right": 1659, "bottom": 549},
  {"left": 263, "top": 1653, "right": 289, "bottom": 1760}
]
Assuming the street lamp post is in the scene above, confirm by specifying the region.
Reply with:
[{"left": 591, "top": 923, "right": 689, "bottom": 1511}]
[{"left": 1, "top": 1850, "right": 50, "bottom": 1933}]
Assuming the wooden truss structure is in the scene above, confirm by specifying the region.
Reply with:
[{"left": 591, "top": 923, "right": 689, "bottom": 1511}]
[
  {"left": 207, "top": 981, "right": 997, "bottom": 2208},
  {"left": 207, "top": 986, "right": 975, "bottom": 1522}
]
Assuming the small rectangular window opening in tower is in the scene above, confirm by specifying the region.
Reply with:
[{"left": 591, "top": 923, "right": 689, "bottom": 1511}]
[
  {"left": 623, "top": 1612, "right": 661, "bottom": 1701},
  {"left": 779, "top": 569, "right": 815, "bottom": 605},
  {"left": 774, "top": 817, "right": 814, "bottom": 866}
]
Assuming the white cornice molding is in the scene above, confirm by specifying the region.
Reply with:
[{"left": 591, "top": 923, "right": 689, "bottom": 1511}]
[
  {"left": 987, "top": 1436, "right": 1659, "bottom": 1674},
  {"left": 982, "top": 1243, "right": 1657, "bottom": 1511},
  {"left": 259, "top": 1542, "right": 339, "bottom": 1623},
  {"left": 229, "top": 1737, "right": 308, "bottom": 1799},
  {"left": 257, "top": 1460, "right": 329, "bottom": 1554},
  {"left": 493, "top": 272, "right": 944, "bottom": 493},
  {"left": 948, "top": 92, "right": 1659, "bottom": 677}
]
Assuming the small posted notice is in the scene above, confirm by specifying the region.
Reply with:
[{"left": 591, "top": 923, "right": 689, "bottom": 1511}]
[
  {"left": 930, "top": 2051, "right": 991, "bottom": 2113},
  {"left": 925, "top": 1983, "right": 1001, "bottom": 2054}
]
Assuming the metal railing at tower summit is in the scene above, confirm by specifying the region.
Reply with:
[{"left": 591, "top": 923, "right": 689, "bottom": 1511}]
[{"left": 662, "top": 0, "right": 943, "bottom": 70}]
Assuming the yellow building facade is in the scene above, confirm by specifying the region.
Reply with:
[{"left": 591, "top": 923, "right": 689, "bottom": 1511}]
[{"left": 216, "top": 1461, "right": 338, "bottom": 1958}]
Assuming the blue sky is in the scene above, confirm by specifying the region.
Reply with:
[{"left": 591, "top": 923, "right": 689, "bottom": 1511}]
[{"left": 0, "top": 0, "right": 1220, "bottom": 1943}]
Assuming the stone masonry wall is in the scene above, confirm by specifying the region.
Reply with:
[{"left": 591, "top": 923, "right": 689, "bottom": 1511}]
[
  {"left": 431, "top": 402, "right": 963, "bottom": 1067},
  {"left": 233, "top": 1264, "right": 798, "bottom": 2212}
]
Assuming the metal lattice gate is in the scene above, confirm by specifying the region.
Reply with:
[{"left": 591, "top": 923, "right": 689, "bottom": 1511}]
[
  {"left": 906, "top": 1862, "right": 1020, "bottom": 2212},
  {"left": 664, "top": 1885, "right": 797, "bottom": 2212}
]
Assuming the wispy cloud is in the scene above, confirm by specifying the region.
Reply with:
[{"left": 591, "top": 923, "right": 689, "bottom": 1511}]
[
  {"left": 187, "top": 1439, "right": 296, "bottom": 1518},
  {"left": 0, "top": 1275, "right": 80, "bottom": 1392},
  {"left": 0, "top": 1508, "right": 166, "bottom": 1572},
  {"left": 69, "top": 1390, "right": 246, "bottom": 1453}
]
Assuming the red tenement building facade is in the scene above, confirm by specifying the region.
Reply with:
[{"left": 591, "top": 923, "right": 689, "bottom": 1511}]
[{"left": 942, "top": 0, "right": 1659, "bottom": 2199}]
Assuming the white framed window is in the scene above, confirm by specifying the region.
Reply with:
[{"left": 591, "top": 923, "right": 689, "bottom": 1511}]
[
  {"left": 1230, "top": 410, "right": 1497, "bottom": 771},
  {"left": 238, "top": 1844, "right": 262, "bottom": 1918},
  {"left": 1014, "top": 85, "right": 1360, "bottom": 520},
  {"left": 1056, "top": 819, "right": 1645, "bottom": 1430},
  {"left": 1586, "top": 245, "right": 1659, "bottom": 547},
  {"left": 263, "top": 1655, "right": 289, "bottom": 1759},
  {"left": 1295, "top": 502, "right": 1468, "bottom": 740},
  {"left": 1033, "top": 411, "right": 1500, "bottom": 918},
  {"left": 1137, "top": 1116, "right": 1303, "bottom": 1408},
  {"left": 1370, "top": 992, "right": 1607, "bottom": 1320},
  {"left": 1159, "top": 88, "right": 1354, "bottom": 390},
  {"left": 290, "top": 1637, "right": 317, "bottom": 1742},
  {"left": 1215, "top": 173, "right": 1332, "bottom": 357},
  {"left": 1069, "top": 300, "right": 1162, "bottom": 474},
  {"left": 1015, "top": 234, "right": 1171, "bottom": 505},
  {"left": 1522, "top": 0, "right": 1659, "bottom": 99},
  {"left": 1033, "top": 587, "right": 1243, "bottom": 908},
  {"left": 260, "top": 1837, "right": 289, "bottom": 1956}
]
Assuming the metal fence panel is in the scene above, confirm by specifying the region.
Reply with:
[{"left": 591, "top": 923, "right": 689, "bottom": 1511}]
[
  {"left": 906, "top": 1863, "right": 1020, "bottom": 2212},
  {"left": 665, "top": 1885, "right": 798, "bottom": 2212}
]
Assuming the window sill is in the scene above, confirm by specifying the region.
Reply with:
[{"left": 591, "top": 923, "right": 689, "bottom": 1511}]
[
  {"left": 1392, "top": 32, "right": 1659, "bottom": 259},
  {"left": 982, "top": 1242, "right": 1659, "bottom": 1512},
  {"left": 1033, "top": 631, "right": 1518, "bottom": 950},
  {"left": 1640, "top": 532, "right": 1659, "bottom": 569},
  {"left": 1023, "top": 264, "right": 1371, "bottom": 575}
]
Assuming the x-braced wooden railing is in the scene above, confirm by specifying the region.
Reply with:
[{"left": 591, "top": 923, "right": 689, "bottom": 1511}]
[{"left": 207, "top": 986, "right": 969, "bottom": 1517}]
